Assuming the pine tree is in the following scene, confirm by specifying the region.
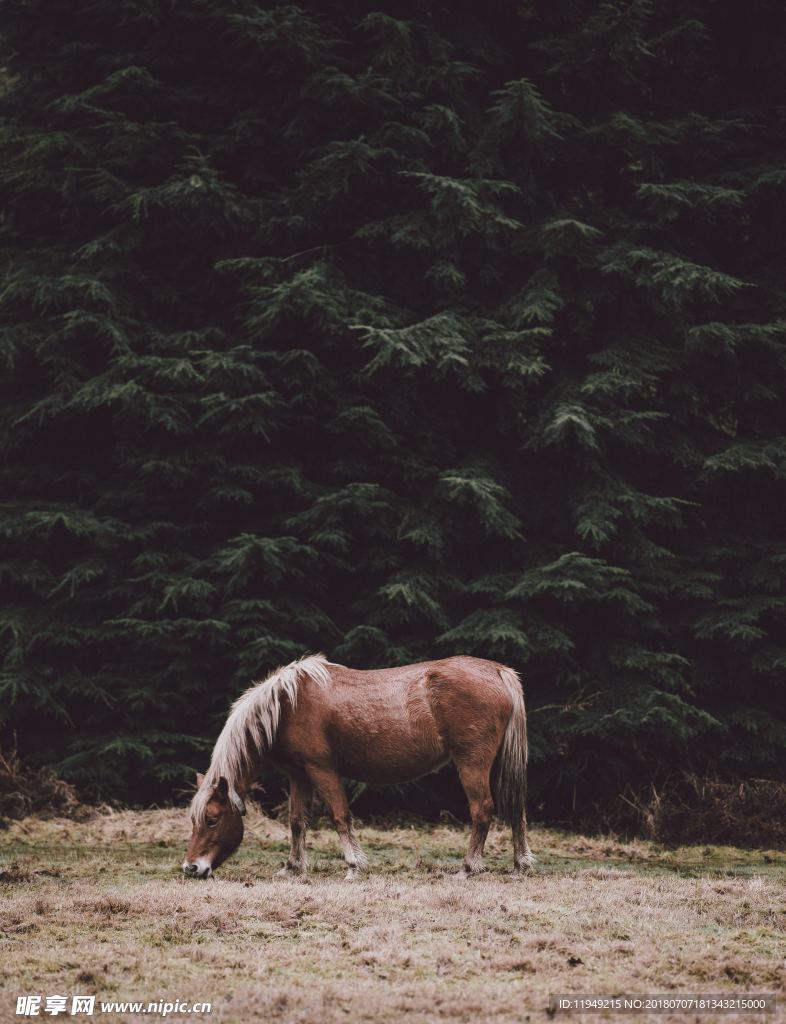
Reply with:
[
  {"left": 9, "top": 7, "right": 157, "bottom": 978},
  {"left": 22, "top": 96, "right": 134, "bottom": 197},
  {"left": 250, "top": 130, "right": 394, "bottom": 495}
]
[{"left": 1, "top": 0, "right": 784, "bottom": 817}]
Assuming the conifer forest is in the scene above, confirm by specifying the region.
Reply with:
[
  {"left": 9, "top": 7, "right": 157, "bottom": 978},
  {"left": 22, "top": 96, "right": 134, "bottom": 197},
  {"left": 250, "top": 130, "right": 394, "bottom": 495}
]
[{"left": 1, "top": 0, "right": 785, "bottom": 828}]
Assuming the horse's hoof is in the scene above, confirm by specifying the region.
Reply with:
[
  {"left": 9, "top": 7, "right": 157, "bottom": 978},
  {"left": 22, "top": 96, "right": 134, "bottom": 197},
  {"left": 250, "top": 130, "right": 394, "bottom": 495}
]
[
  {"left": 513, "top": 854, "right": 536, "bottom": 875},
  {"left": 277, "top": 864, "right": 304, "bottom": 878},
  {"left": 344, "top": 866, "right": 361, "bottom": 881}
]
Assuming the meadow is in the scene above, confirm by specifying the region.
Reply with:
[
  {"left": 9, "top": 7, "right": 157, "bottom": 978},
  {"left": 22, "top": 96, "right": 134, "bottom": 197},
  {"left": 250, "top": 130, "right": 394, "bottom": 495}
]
[{"left": 0, "top": 808, "right": 783, "bottom": 1023}]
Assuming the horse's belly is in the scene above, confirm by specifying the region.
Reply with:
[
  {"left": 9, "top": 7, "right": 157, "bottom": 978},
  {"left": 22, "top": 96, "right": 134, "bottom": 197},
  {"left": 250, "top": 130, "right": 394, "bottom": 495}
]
[{"left": 336, "top": 746, "right": 449, "bottom": 785}]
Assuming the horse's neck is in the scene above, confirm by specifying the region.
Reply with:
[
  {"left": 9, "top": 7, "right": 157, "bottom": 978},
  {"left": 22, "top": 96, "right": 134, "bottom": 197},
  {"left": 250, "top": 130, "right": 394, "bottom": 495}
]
[
  {"left": 212, "top": 734, "right": 264, "bottom": 798},
  {"left": 232, "top": 750, "right": 263, "bottom": 796}
]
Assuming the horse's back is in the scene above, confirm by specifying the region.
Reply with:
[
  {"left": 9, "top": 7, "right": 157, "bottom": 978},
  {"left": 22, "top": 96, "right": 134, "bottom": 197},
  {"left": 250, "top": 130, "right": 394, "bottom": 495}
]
[
  {"left": 321, "top": 656, "right": 514, "bottom": 720},
  {"left": 326, "top": 654, "right": 509, "bottom": 690}
]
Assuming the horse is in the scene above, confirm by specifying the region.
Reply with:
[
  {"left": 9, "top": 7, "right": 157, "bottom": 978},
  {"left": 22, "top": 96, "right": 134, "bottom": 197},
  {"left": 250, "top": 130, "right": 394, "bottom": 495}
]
[{"left": 183, "top": 653, "right": 534, "bottom": 880}]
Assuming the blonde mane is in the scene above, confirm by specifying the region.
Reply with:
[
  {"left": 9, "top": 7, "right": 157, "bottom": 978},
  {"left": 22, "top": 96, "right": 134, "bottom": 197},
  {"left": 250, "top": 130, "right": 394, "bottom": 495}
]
[{"left": 190, "top": 653, "right": 332, "bottom": 823}]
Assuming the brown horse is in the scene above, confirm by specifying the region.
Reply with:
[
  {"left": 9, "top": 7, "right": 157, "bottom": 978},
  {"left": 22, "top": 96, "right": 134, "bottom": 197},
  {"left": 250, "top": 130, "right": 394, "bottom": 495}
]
[{"left": 183, "top": 654, "right": 534, "bottom": 879}]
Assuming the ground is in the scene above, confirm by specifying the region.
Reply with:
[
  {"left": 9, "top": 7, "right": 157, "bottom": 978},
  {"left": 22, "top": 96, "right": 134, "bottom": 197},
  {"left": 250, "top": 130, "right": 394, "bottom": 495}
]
[{"left": 0, "top": 808, "right": 783, "bottom": 1023}]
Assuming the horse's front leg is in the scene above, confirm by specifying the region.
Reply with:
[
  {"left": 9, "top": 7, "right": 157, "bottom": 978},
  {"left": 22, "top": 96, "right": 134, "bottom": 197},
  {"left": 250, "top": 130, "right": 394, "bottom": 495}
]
[
  {"left": 278, "top": 776, "right": 313, "bottom": 876},
  {"left": 305, "top": 764, "right": 368, "bottom": 880}
]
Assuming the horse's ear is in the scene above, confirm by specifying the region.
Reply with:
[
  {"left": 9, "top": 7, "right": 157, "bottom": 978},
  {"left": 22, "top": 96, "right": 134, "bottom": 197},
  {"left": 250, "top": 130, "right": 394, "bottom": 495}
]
[
  {"left": 195, "top": 772, "right": 205, "bottom": 789},
  {"left": 215, "top": 776, "right": 229, "bottom": 802}
]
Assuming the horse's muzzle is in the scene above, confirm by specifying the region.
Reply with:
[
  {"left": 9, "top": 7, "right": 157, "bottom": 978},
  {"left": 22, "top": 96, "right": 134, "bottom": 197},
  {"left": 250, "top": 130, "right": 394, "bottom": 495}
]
[{"left": 182, "top": 860, "right": 212, "bottom": 879}]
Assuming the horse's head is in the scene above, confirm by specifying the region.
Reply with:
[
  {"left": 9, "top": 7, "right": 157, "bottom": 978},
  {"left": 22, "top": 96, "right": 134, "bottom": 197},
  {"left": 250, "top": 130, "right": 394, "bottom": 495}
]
[{"left": 183, "top": 773, "right": 245, "bottom": 878}]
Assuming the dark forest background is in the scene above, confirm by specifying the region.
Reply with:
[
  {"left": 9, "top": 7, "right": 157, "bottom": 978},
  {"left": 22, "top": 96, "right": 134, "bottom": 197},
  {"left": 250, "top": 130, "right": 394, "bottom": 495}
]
[{"left": 1, "top": 0, "right": 785, "bottom": 831}]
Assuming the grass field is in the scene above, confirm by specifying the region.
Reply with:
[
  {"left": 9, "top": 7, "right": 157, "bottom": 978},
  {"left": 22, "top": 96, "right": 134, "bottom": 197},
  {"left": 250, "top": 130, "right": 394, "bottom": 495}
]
[{"left": 1, "top": 808, "right": 783, "bottom": 1023}]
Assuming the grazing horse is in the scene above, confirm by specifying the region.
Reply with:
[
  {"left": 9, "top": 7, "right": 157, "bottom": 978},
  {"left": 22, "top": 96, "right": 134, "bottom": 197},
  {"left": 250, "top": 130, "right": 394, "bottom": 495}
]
[{"left": 183, "top": 654, "right": 534, "bottom": 879}]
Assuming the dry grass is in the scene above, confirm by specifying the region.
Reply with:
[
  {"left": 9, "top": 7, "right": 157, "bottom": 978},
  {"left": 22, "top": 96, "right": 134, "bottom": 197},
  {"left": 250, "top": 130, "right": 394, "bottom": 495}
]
[{"left": 1, "top": 808, "right": 784, "bottom": 1023}]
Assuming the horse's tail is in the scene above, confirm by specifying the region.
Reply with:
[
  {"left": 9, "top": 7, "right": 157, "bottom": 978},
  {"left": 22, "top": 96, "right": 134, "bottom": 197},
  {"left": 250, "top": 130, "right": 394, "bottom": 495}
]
[{"left": 494, "top": 666, "right": 528, "bottom": 827}]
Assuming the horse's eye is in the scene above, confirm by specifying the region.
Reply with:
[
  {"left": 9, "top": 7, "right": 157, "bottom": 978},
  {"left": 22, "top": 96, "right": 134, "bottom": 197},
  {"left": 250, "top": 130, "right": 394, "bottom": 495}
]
[{"left": 206, "top": 818, "right": 218, "bottom": 829}]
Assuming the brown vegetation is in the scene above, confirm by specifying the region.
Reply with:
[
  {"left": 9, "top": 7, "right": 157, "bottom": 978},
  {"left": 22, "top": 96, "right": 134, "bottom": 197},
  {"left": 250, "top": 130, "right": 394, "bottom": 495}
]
[
  {"left": 0, "top": 750, "right": 85, "bottom": 823},
  {"left": 635, "top": 775, "right": 786, "bottom": 848}
]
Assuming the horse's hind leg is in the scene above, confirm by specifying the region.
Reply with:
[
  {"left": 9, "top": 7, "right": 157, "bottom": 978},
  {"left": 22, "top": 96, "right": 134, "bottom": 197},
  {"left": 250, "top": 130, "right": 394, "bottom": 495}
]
[
  {"left": 513, "top": 810, "right": 535, "bottom": 874},
  {"left": 454, "top": 759, "right": 495, "bottom": 876},
  {"left": 279, "top": 776, "right": 313, "bottom": 876},
  {"left": 305, "top": 764, "right": 368, "bottom": 880}
]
